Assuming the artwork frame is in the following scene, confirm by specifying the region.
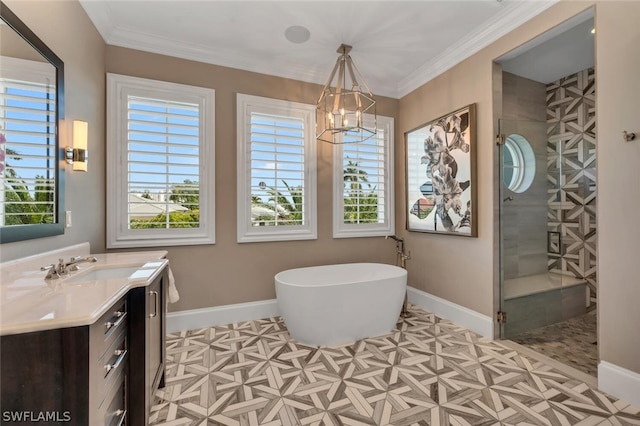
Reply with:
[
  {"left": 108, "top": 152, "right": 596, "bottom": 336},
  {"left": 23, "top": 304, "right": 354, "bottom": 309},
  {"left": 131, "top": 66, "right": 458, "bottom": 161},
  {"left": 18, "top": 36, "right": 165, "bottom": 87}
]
[{"left": 405, "top": 104, "right": 477, "bottom": 237}]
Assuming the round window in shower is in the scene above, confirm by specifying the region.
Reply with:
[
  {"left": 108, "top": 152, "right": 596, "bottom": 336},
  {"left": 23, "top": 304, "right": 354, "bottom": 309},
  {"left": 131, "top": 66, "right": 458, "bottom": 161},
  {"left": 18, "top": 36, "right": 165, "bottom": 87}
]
[{"left": 502, "top": 134, "right": 535, "bottom": 193}]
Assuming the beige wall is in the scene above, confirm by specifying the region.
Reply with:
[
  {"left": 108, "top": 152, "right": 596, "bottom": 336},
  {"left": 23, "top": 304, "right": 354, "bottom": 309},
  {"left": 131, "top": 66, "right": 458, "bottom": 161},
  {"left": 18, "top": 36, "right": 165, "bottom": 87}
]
[
  {"left": 399, "top": 59, "right": 496, "bottom": 316},
  {"left": 0, "top": 0, "right": 106, "bottom": 262},
  {"left": 1, "top": 25, "right": 48, "bottom": 62},
  {"left": 105, "top": 47, "right": 400, "bottom": 312},
  {"left": 595, "top": 0, "right": 640, "bottom": 374}
]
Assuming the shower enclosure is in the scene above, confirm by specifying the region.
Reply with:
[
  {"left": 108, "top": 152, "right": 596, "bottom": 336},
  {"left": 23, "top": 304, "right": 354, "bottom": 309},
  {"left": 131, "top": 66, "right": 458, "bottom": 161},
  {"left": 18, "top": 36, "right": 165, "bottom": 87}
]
[
  {"left": 498, "top": 118, "right": 589, "bottom": 339},
  {"left": 494, "top": 11, "right": 597, "bottom": 373}
]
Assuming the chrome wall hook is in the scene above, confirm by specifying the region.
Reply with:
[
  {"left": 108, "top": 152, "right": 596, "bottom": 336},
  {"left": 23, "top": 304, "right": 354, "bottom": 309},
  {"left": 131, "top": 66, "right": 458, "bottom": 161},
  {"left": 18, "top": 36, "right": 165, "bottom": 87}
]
[{"left": 623, "top": 130, "right": 636, "bottom": 142}]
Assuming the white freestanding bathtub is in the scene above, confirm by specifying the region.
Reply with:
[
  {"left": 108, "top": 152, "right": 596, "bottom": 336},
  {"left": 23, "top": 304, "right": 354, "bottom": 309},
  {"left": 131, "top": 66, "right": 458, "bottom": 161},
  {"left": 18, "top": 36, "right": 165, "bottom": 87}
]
[{"left": 275, "top": 263, "right": 407, "bottom": 346}]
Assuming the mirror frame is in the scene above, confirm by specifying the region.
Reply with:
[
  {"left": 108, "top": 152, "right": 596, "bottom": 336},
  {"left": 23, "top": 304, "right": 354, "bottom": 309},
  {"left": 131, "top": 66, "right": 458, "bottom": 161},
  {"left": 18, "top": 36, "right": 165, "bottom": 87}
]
[{"left": 0, "top": 1, "right": 65, "bottom": 243}]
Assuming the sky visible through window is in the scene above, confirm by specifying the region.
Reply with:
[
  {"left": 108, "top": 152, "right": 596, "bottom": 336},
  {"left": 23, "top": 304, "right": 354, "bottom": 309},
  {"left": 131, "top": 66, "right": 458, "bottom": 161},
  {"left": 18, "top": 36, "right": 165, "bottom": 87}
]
[
  {"left": 126, "top": 96, "right": 201, "bottom": 228},
  {"left": 3, "top": 86, "right": 55, "bottom": 179},
  {"left": 128, "top": 97, "right": 200, "bottom": 195},
  {"left": 0, "top": 80, "right": 56, "bottom": 226},
  {"left": 127, "top": 98, "right": 199, "bottom": 190},
  {"left": 250, "top": 113, "right": 305, "bottom": 226},
  {"left": 251, "top": 113, "right": 304, "bottom": 195}
]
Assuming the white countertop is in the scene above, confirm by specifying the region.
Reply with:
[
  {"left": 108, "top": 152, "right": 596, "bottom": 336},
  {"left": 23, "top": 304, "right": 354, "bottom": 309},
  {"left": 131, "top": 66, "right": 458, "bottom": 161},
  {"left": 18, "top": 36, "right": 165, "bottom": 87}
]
[{"left": 0, "top": 250, "right": 168, "bottom": 336}]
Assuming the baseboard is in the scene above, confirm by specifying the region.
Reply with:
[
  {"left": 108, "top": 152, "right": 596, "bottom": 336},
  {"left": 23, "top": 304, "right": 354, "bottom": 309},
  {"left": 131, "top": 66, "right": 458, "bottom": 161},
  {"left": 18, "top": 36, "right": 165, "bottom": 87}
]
[
  {"left": 598, "top": 361, "right": 640, "bottom": 407},
  {"left": 166, "top": 299, "right": 280, "bottom": 333},
  {"left": 407, "top": 286, "right": 494, "bottom": 339}
]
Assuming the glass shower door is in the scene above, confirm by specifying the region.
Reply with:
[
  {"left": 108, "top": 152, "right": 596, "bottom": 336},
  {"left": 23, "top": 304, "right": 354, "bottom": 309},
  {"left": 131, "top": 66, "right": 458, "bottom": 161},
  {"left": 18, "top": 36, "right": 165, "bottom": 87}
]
[{"left": 498, "top": 118, "right": 563, "bottom": 339}]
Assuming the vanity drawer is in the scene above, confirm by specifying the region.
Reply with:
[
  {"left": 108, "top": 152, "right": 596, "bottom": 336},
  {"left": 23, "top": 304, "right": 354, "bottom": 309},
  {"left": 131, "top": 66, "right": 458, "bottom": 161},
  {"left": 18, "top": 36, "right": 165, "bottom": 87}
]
[
  {"left": 94, "top": 329, "right": 127, "bottom": 407},
  {"left": 95, "top": 297, "right": 127, "bottom": 358},
  {"left": 101, "top": 373, "right": 127, "bottom": 426}
]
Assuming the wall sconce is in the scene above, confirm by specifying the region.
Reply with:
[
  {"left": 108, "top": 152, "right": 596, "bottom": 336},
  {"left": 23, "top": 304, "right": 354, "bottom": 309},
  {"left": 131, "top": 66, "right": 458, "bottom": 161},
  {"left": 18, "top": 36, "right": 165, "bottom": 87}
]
[{"left": 65, "top": 120, "right": 88, "bottom": 171}]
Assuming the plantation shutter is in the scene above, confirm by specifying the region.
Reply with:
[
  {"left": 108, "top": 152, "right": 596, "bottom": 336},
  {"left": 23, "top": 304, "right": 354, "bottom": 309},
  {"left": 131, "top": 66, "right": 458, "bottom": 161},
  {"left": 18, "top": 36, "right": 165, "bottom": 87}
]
[
  {"left": 0, "top": 76, "right": 56, "bottom": 226},
  {"left": 127, "top": 95, "right": 200, "bottom": 229},
  {"left": 249, "top": 112, "right": 305, "bottom": 227},
  {"left": 342, "top": 127, "right": 386, "bottom": 224}
]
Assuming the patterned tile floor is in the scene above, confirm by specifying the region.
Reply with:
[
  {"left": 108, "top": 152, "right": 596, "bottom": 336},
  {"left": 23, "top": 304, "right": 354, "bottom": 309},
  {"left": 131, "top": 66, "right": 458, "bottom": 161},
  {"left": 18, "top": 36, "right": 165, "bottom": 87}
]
[{"left": 149, "top": 305, "right": 640, "bottom": 425}]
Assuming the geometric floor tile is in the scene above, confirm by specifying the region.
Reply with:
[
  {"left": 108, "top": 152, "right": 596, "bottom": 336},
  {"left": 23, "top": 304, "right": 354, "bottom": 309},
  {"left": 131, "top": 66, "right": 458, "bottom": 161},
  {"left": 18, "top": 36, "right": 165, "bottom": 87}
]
[{"left": 150, "top": 305, "right": 640, "bottom": 425}]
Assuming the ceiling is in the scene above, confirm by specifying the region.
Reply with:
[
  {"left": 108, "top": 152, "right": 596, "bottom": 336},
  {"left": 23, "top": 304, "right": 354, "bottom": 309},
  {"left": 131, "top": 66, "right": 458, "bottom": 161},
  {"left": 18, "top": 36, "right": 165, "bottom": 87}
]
[
  {"left": 499, "top": 9, "right": 594, "bottom": 84},
  {"left": 80, "top": 0, "right": 562, "bottom": 99}
]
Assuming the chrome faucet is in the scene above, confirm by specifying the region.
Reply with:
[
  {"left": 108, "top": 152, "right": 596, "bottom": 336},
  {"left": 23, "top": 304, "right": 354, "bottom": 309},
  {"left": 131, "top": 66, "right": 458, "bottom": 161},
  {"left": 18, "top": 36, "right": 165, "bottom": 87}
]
[
  {"left": 41, "top": 256, "right": 97, "bottom": 280},
  {"left": 385, "top": 235, "right": 411, "bottom": 317},
  {"left": 66, "top": 255, "right": 98, "bottom": 270}
]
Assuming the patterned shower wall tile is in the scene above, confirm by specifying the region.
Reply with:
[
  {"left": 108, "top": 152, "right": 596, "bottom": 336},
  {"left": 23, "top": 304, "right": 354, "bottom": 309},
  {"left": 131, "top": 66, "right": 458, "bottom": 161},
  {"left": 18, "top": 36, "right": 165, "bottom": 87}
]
[
  {"left": 150, "top": 306, "right": 639, "bottom": 425},
  {"left": 547, "top": 67, "right": 597, "bottom": 304}
]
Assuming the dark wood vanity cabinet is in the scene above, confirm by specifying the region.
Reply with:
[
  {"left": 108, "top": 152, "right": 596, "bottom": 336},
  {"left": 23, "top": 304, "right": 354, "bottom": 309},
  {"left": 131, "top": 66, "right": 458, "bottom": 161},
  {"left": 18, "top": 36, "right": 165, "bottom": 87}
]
[
  {"left": 0, "top": 267, "right": 167, "bottom": 426},
  {"left": 0, "top": 297, "right": 129, "bottom": 425}
]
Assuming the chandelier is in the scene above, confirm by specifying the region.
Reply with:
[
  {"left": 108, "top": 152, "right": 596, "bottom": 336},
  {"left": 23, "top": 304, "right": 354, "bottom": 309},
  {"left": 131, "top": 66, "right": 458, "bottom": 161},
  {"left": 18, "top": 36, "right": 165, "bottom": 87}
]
[{"left": 316, "top": 44, "right": 376, "bottom": 144}]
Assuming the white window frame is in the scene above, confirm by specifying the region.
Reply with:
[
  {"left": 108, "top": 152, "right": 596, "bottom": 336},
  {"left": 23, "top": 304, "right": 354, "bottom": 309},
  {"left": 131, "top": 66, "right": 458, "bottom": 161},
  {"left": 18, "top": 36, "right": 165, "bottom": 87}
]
[
  {"left": 333, "top": 114, "right": 395, "bottom": 238},
  {"left": 236, "top": 94, "right": 316, "bottom": 243},
  {"left": 106, "top": 73, "right": 215, "bottom": 248}
]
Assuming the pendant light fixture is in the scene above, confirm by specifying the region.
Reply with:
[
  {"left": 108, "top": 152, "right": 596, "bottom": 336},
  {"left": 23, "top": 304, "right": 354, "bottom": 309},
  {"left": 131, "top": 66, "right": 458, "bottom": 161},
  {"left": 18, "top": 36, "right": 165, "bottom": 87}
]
[{"left": 316, "top": 44, "right": 376, "bottom": 144}]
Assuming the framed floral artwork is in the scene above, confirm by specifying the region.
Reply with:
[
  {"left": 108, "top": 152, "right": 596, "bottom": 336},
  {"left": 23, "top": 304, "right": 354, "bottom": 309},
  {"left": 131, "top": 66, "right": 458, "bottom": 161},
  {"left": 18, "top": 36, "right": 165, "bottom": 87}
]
[{"left": 405, "top": 104, "right": 477, "bottom": 236}]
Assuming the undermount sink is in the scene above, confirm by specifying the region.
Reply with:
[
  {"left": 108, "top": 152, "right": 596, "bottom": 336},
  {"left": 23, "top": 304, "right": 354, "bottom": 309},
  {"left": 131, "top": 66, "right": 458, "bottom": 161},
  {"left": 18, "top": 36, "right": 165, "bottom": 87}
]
[{"left": 64, "top": 265, "right": 144, "bottom": 284}]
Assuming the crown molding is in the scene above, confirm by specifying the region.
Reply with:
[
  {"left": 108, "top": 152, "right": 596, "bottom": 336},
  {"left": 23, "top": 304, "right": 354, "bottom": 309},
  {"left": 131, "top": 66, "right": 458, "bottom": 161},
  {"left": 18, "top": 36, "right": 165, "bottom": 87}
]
[
  {"left": 109, "top": 27, "right": 328, "bottom": 89},
  {"left": 78, "top": 0, "right": 117, "bottom": 42},
  {"left": 79, "top": 0, "right": 322, "bottom": 86},
  {"left": 395, "top": 0, "right": 560, "bottom": 98},
  {"left": 82, "top": 0, "right": 559, "bottom": 100}
]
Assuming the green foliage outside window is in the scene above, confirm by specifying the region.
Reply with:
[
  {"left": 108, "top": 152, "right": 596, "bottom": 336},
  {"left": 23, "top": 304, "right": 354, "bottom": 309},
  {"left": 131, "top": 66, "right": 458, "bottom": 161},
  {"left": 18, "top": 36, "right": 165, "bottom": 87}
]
[
  {"left": 3, "top": 173, "right": 54, "bottom": 226},
  {"left": 169, "top": 179, "right": 199, "bottom": 210},
  {"left": 343, "top": 160, "right": 379, "bottom": 224},
  {"left": 252, "top": 180, "right": 303, "bottom": 226},
  {"left": 130, "top": 210, "right": 200, "bottom": 229},
  {"left": 129, "top": 179, "right": 200, "bottom": 229},
  {"left": 249, "top": 160, "right": 379, "bottom": 227}
]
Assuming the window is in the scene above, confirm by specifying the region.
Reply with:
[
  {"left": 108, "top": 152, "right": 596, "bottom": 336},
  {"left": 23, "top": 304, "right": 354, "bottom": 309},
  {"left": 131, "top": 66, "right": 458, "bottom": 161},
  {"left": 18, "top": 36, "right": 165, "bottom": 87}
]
[
  {"left": 502, "top": 133, "right": 535, "bottom": 193},
  {"left": 107, "top": 73, "right": 215, "bottom": 248},
  {"left": 237, "top": 94, "right": 316, "bottom": 243},
  {"left": 333, "top": 115, "right": 395, "bottom": 238},
  {"left": 0, "top": 57, "right": 56, "bottom": 228}
]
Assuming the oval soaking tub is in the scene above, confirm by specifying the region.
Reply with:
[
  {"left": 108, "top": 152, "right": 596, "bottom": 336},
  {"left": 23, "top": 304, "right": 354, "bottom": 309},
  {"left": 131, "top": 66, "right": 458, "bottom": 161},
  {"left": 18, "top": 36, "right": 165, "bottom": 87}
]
[{"left": 275, "top": 263, "right": 407, "bottom": 346}]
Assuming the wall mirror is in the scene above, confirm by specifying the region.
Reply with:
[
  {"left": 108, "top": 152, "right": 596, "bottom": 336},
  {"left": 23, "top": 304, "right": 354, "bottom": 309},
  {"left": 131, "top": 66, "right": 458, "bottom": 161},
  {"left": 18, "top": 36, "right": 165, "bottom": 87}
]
[{"left": 0, "top": 1, "right": 65, "bottom": 243}]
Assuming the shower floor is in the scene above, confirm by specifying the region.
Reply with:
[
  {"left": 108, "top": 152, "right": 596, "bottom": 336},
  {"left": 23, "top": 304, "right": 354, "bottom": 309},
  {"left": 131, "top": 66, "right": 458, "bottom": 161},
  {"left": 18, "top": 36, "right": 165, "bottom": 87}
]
[{"left": 510, "top": 309, "right": 597, "bottom": 377}]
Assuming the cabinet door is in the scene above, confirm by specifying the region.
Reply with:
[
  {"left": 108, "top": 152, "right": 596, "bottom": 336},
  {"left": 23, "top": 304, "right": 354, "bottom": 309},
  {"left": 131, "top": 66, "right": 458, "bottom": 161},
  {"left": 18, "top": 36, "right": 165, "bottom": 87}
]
[
  {"left": 0, "top": 327, "right": 90, "bottom": 425},
  {"left": 128, "top": 268, "right": 166, "bottom": 425},
  {"left": 147, "top": 273, "right": 165, "bottom": 393}
]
